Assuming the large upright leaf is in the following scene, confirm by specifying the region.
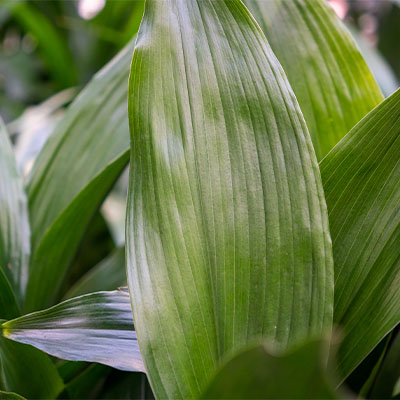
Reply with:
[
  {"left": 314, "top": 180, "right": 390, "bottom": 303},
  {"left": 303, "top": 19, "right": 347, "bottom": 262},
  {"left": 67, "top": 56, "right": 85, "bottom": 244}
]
[
  {"left": 201, "top": 339, "right": 338, "bottom": 399},
  {"left": 320, "top": 89, "right": 400, "bottom": 380},
  {"left": 2, "top": 291, "right": 144, "bottom": 372},
  {"left": 244, "top": 0, "right": 383, "bottom": 159},
  {"left": 0, "top": 119, "right": 29, "bottom": 302},
  {"left": 126, "top": 0, "right": 333, "bottom": 398},
  {"left": 24, "top": 40, "right": 134, "bottom": 312},
  {"left": 0, "top": 269, "right": 19, "bottom": 321}
]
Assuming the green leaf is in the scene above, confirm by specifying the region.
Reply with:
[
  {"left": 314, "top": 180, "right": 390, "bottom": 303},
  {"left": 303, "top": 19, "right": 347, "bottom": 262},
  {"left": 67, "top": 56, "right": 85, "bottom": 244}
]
[
  {"left": 3, "top": 291, "right": 144, "bottom": 372},
  {"left": 201, "top": 339, "right": 338, "bottom": 399},
  {"left": 369, "top": 329, "right": 400, "bottom": 399},
  {"left": 126, "top": 0, "right": 333, "bottom": 398},
  {"left": 0, "top": 333, "right": 64, "bottom": 399},
  {"left": 320, "top": 88, "right": 400, "bottom": 380},
  {"left": 64, "top": 247, "right": 126, "bottom": 300},
  {"left": 24, "top": 40, "right": 134, "bottom": 312},
  {"left": 0, "top": 391, "right": 26, "bottom": 400},
  {"left": 244, "top": 0, "right": 383, "bottom": 159},
  {"left": 0, "top": 269, "right": 19, "bottom": 321},
  {"left": 0, "top": 119, "right": 29, "bottom": 303}
]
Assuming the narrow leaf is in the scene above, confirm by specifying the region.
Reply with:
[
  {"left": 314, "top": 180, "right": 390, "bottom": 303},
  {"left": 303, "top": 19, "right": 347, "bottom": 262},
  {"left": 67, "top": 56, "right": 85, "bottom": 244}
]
[
  {"left": 64, "top": 247, "right": 126, "bottom": 300},
  {"left": 24, "top": 40, "right": 134, "bottom": 312},
  {"left": 0, "top": 119, "right": 29, "bottom": 302},
  {"left": 3, "top": 291, "right": 144, "bottom": 372},
  {"left": 244, "top": 0, "right": 383, "bottom": 159},
  {"left": 320, "top": 88, "right": 400, "bottom": 380},
  {"left": 201, "top": 339, "right": 338, "bottom": 399},
  {"left": 0, "top": 269, "right": 19, "bottom": 321},
  {"left": 127, "top": 0, "right": 333, "bottom": 397}
]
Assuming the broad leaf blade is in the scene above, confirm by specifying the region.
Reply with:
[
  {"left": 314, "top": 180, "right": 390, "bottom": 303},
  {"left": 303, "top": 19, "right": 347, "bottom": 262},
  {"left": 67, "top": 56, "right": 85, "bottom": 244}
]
[
  {"left": 320, "top": 88, "right": 400, "bottom": 380},
  {"left": 0, "top": 390, "right": 26, "bottom": 400},
  {"left": 24, "top": 40, "right": 134, "bottom": 312},
  {"left": 127, "top": 0, "right": 333, "bottom": 397},
  {"left": 64, "top": 247, "right": 126, "bottom": 300},
  {"left": 0, "top": 333, "right": 64, "bottom": 399},
  {"left": 3, "top": 291, "right": 144, "bottom": 372},
  {"left": 0, "top": 269, "right": 19, "bottom": 321},
  {"left": 244, "top": 0, "right": 383, "bottom": 159},
  {"left": 0, "top": 119, "right": 29, "bottom": 302},
  {"left": 201, "top": 339, "right": 338, "bottom": 399}
]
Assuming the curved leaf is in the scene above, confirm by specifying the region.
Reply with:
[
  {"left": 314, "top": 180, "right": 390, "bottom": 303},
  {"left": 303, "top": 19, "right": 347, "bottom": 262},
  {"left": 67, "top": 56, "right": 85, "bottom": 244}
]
[
  {"left": 0, "top": 333, "right": 64, "bottom": 399},
  {"left": 64, "top": 247, "right": 126, "bottom": 300},
  {"left": 0, "top": 390, "right": 26, "bottom": 400},
  {"left": 201, "top": 339, "right": 338, "bottom": 399},
  {"left": 0, "top": 119, "right": 29, "bottom": 302},
  {"left": 244, "top": 0, "right": 383, "bottom": 159},
  {"left": 320, "top": 88, "right": 400, "bottom": 380},
  {"left": 24, "top": 40, "right": 134, "bottom": 312},
  {"left": 3, "top": 291, "right": 144, "bottom": 372},
  {"left": 126, "top": 0, "right": 334, "bottom": 397}
]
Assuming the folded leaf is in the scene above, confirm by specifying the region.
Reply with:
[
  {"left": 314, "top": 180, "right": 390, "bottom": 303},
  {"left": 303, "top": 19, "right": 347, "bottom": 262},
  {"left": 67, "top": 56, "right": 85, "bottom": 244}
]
[
  {"left": 201, "top": 339, "right": 338, "bottom": 399},
  {"left": 126, "top": 0, "right": 334, "bottom": 397},
  {"left": 244, "top": 0, "right": 383, "bottom": 159},
  {"left": 3, "top": 291, "right": 144, "bottom": 372},
  {"left": 24, "top": 40, "right": 134, "bottom": 312},
  {"left": 64, "top": 247, "right": 126, "bottom": 300},
  {"left": 0, "top": 119, "right": 30, "bottom": 302},
  {"left": 320, "top": 88, "right": 400, "bottom": 380}
]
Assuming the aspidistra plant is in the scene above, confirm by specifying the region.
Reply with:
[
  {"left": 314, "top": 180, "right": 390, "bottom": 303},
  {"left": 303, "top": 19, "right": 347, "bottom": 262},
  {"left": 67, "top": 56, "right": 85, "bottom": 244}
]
[{"left": 1, "top": 0, "right": 399, "bottom": 399}]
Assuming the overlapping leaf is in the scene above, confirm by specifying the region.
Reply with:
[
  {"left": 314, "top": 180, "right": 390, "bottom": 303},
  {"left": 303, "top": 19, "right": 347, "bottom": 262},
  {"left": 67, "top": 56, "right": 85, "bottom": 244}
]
[
  {"left": 201, "top": 339, "right": 338, "bottom": 399},
  {"left": 0, "top": 119, "right": 29, "bottom": 302},
  {"left": 244, "top": 0, "right": 383, "bottom": 159},
  {"left": 24, "top": 40, "right": 134, "bottom": 312},
  {"left": 320, "top": 88, "right": 400, "bottom": 380},
  {"left": 2, "top": 291, "right": 144, "bottom": 372},
  {"left": 126, "top": 0, "right": 334, "bottom": 397}
]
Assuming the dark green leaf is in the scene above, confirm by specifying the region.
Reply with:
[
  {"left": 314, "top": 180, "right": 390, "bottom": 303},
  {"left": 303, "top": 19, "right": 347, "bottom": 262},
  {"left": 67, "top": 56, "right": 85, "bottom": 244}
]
[
  {"left": 0, "top": 119, "right": 29, "bottom": 303},
  {"left": 0, "top": 334, "right": 64, "bottom": 399},
  {"left": 0, "top": 391, "right": 26, "bottom": 400},
  {"left": 201, "top": 339, "right": 338, "bottom": 399},
  {"left": 0, "top": 269, "right": 19, "bottom": 321},
  {"left": 64, "top": 247, "right": 126, "bottom": 300},
  {"left": 3, "top": 291, "right": 144, "bottom": 372},
  {"left": 320, "top": 88, "right": 400, "bottom": 380},
  {"left": 24, "top": 40, "right": 134, "bottom": 312},
  {"left": 126, "top": 0, "right": 334, "bottom": 397},
  {"left": 244, "top": 0, "right": 383, "bottom": 159}
]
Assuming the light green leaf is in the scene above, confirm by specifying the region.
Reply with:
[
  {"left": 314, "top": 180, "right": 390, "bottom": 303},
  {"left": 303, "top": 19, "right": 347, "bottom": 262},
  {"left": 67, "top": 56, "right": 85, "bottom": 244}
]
[
  {"left": 3, "top": 291, "right": 144, "bottom": 372},
  {"left": 320, "top": 88, "right": 400, "bottom": 380},
  {"left": 201, "top": 339, "right": 338, "bottom": 399},
  {"left": 126, "top": 0, "right": 334, "bottom": 398},
  {"left": 244, "top": 0, "right": 383, "bottom": 159},
  {"left": 0, "top": 119, "right": 29, "bottom": 302},
  {"left": 0, "top": 390, "right": 26, "bottom": 400},
  {"left": 64, "top": 247, "right": 126, "bottom": 300},
  {"left": 0, "top": 331, "right": 64, "bottom": 399},
  {"left": 24, "top": 40, "right": 134, "bottom": 312}
]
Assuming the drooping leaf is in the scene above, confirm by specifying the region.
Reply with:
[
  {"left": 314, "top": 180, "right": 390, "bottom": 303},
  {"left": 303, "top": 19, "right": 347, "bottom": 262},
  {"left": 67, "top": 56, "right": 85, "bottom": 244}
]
[
  {"left": 201, "top": 339, "right": 338, "bottom": 399},
  {"left": 126, "top": 0, "right": 334, "bottom": 398},
  {"left": 0, "top": 119, "right": 29, "bottom": 302},
  {"left": 320, "top": 88, "right": 400, "bottom": 380},
  {"left": 3, "top": 291, "right": 144, "bottom": 372},
  {"left": 244, "top": 0, "right": 383, "bottom": 159},
  {"left": 0, "top": 332, "right": 64, "bottom": 399},
  {"left": 64, "top": 247, "right": 126, "bottom": 300},
  {"left": 24, "top": 40, "right": 134, "bottom": 312}
]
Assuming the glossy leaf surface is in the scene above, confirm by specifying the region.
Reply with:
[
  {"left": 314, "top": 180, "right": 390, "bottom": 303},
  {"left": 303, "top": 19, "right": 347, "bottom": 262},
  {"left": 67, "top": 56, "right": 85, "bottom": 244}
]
[
  {"left": 0, "top": 119, "right": 29, "bottom": 302},
  {"left": 24, "top": 40, "right": 134, "bottom": 312},
  {"left": 202, "top": 339, "right": 338, "bottom": 399},
  {"left": 320, "top": 89, "right": 400, "bottom": 380},
  {"left": 126, "top": 0, "right": 333, "bottom": 397},
  {"left": 244, "top": 0, "right": 383, "bottom": 159},
  {"left": 3, "top": 291, "right": 144, "bottom": 372}
]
